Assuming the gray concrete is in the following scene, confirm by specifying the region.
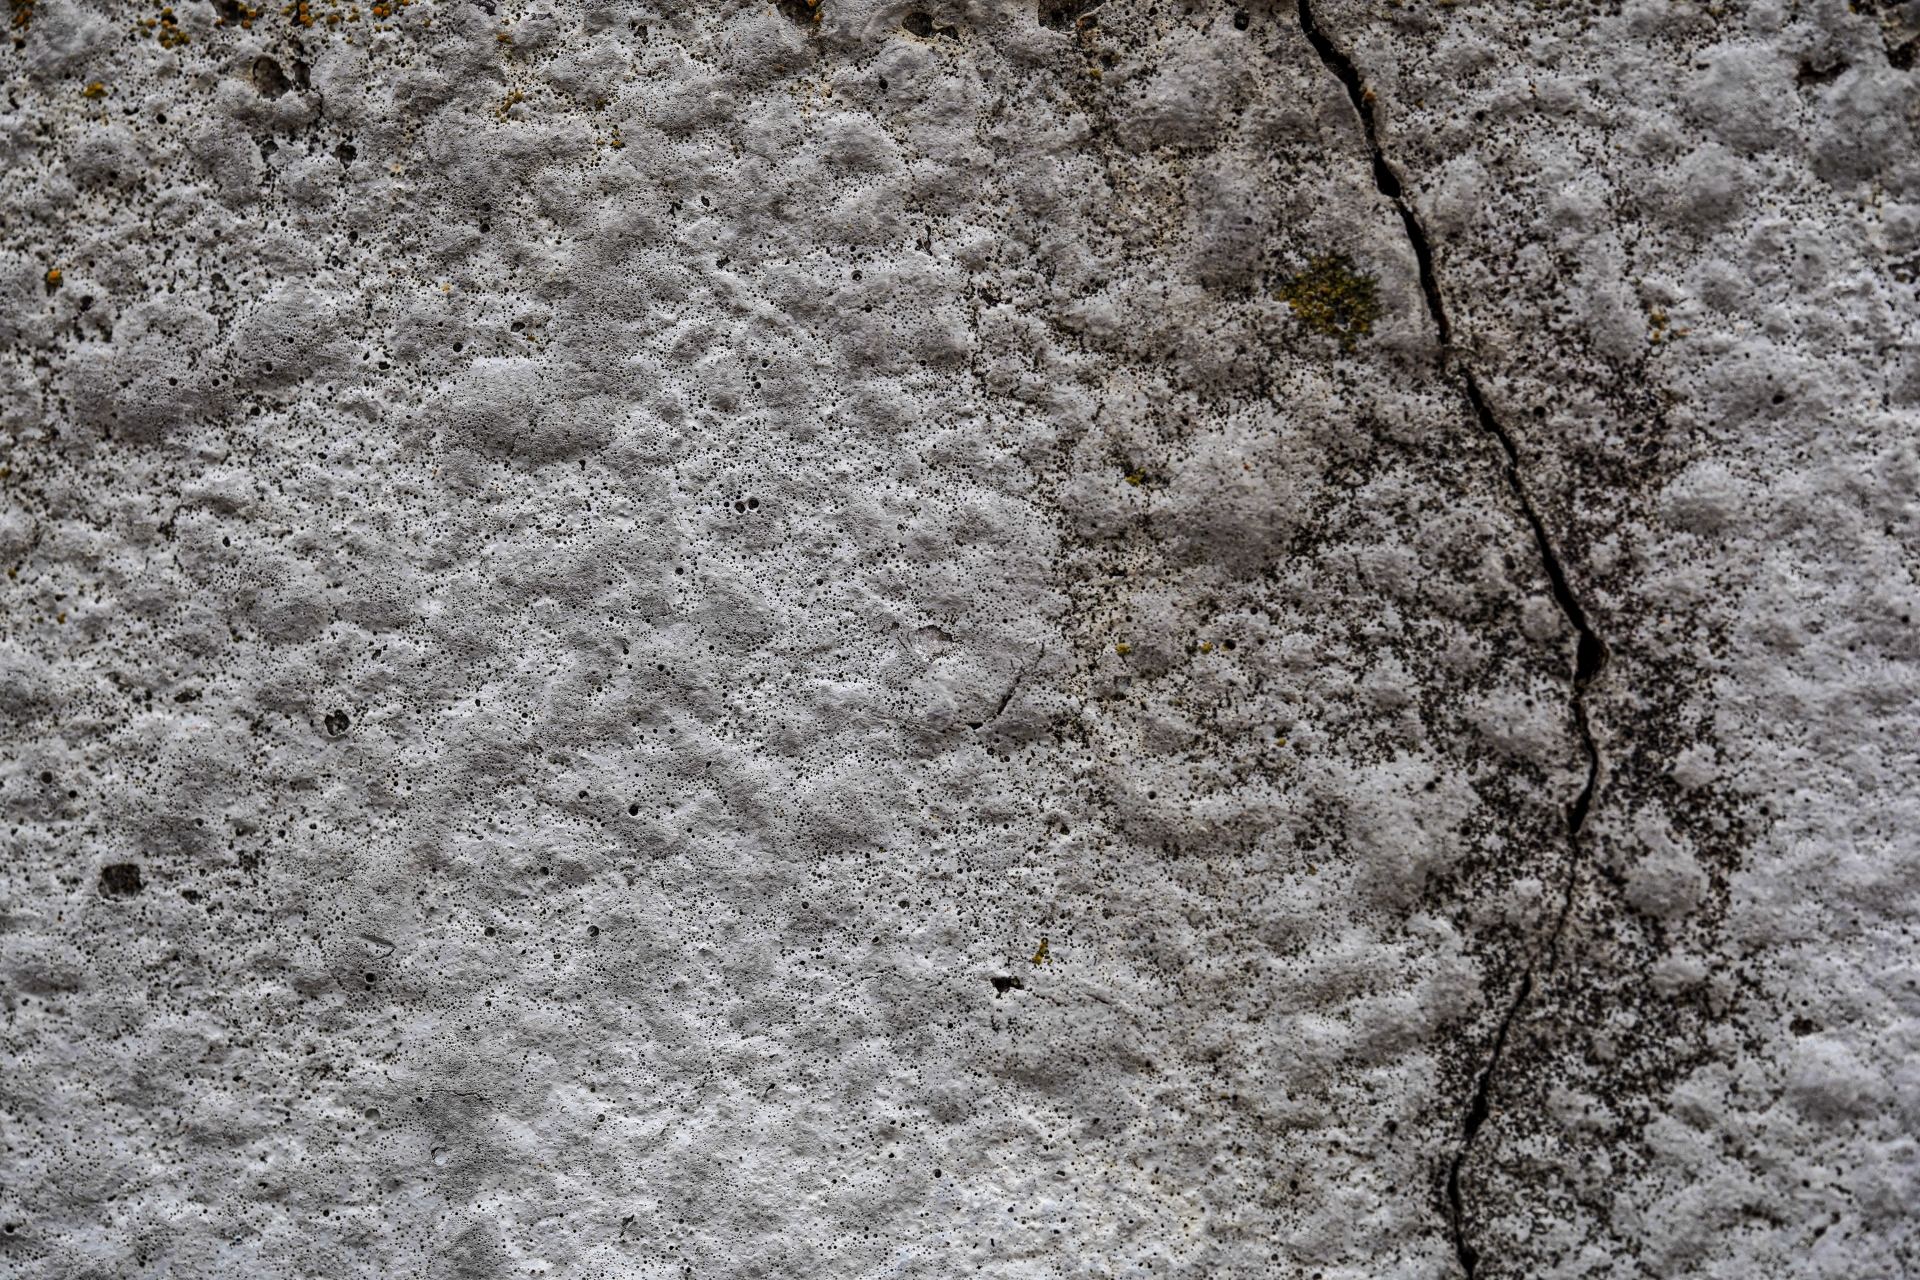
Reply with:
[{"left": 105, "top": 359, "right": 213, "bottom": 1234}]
[{"left": 0, "top": 0, "right": 1914, "bottom": 1274}]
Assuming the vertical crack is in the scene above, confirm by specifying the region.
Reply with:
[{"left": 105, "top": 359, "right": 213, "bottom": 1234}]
[{"left": 1292, "top": 2, "right": 1608, "bottom": 1275}]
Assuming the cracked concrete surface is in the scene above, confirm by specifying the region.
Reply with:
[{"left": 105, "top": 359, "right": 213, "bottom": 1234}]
[
  {"left": 1290, "top": 4, "right": 1606, "bottom": 1271},
  {"left": 0, "top": 0, "right": 1915, "bottom": 1275}
]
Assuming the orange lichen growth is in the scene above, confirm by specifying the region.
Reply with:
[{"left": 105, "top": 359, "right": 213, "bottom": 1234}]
[
  {"left": 10, "top": 0, "right": 34, "bottom": 31},
  {"left": 135, "top": 7, "right": 188, "bottom": 44},
  {"left": 43, "top": 267, "right": 62, "bottom": 292}
]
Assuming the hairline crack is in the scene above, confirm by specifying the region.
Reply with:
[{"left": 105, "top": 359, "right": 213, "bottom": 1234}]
[{"left": 1291, "top": 2, "right": 1609, "bottom": 1275}]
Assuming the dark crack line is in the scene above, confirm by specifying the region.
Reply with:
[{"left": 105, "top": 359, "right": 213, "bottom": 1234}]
[
  {"left": 1442, "top": 969, "right": 1529, "bottom": 1277},
  {"left": 1294, "top": 2, "right": 1607, "bottom": 1276},
  {"left": 986, "top": 648, "right": 1043, "bottom": 725}
]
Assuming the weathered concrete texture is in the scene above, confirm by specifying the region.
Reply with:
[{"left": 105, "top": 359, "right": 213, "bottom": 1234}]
[
  {"left": 0, "top": 0, "right": 1910, "bottom": 1275},
  {"left": 1301, "top": 0, "right": 1920, "bottom": 1273}
]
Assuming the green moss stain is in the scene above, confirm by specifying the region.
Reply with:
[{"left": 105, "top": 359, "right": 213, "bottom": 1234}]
[{"left": 1277, "top": 254, "right": 1380, "bottom": 351}]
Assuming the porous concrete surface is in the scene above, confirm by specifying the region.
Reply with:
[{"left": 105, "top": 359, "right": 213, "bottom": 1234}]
[{"left": 0, "top": 0, "right": 1914, "bottom": 1273}]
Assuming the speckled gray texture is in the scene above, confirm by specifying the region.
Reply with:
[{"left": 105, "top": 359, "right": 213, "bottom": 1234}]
[{"left": 0, "top": 0, "right": 1913, "bottom": 1275}]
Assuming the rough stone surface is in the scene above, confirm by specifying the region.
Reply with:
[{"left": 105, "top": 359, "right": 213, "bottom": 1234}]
[{"left": 0, "top": 0, "right": 1914, "bottom": 1275}]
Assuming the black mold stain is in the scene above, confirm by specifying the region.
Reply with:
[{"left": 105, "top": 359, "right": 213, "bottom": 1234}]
[
  {"left": 902, "top": 11, "right": 959, "bottom": 38},
  {"left": 1039, "top": 0, "right": 1096, "bottom": 32},
  {"left": 252, "top": 57, "right": 291, "bottom": 100},
  {"left": 100, "top": 863, "right": 143, "bottom": 897},
  {"left": 776, "top": 0, "right": 821, "bottom": 28}
]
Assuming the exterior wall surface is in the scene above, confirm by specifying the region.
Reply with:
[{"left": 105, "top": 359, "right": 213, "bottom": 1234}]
[{"left": 0, "top": 0, "right": 1915, "bottom": 1275}]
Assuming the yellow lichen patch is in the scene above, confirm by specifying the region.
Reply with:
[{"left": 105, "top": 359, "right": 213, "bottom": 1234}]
[
  {"left": 1030, "top": 937, "right": 1050, "bottom": 965},
  {"left": 1277, "top": 253, "right": 1381, "bottom": 352},
  {"left": 80, "top": 81, "right": 107, "bottom": 99},
  {"left": 1114, "top": 642, "right": 1130, "bottom": 655},
  {"left": 141, "top": 7, "right": 190, "bottom": 47}
]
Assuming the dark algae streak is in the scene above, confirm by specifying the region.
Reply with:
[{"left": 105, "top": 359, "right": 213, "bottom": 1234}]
[{"left": 1294, "top": 0, "right": 1610, "bottom": 1272}]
